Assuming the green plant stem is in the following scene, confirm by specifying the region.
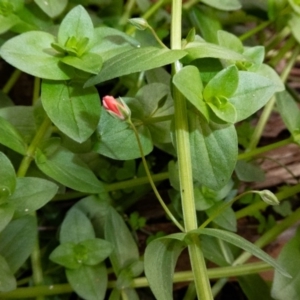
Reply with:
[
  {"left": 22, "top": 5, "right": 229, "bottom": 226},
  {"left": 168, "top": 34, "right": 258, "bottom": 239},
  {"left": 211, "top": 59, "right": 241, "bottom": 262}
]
[
  {"left": 17, "top": 117, "right": 52, "bottom": 177},
  {"left": 119, "top": 0, "right": 136, "bottom": 26},
  {"left": 0, "top": 262, "right": 272, "bottom": 299},
  {"left": 200, "top": 191, "right": 256, "bottom": 229},
  {"left": 171, "top": 1, "right": 213, "bottom": 299},
  {"left": 247, "top": 46, "right": 300, "bottom": 151},
  {"left": 268, "top": 36, "right": 297, "bottom": 67},
  {"left": 126, "top": 0, "right": 170, "bottom": 35},
  {"left": 235, "top": 206, "right": 300, "bottom": 265},
  {"left": 239, "top": 20, "right": 272, "bottom": 41},
  {"left": 2, "top": 69, "right": 22, "bottom": 94},
  {"left": 236, "top": 182, "right": 300, "bottom": 219},
  {"left": 129, "top": 121, "right": 184, "bottom": 232},
  {"left": 16, "top": 117, "right": 52, "bottom": 300},
  {"left": 238, "top": 137, "right": 293, "bottom": 160},
  {"left": 182, "top": 0, "right": 199, "bottom": 10},
  {"left": 265, "top": 27, "right": 290, "bottom": 53}
]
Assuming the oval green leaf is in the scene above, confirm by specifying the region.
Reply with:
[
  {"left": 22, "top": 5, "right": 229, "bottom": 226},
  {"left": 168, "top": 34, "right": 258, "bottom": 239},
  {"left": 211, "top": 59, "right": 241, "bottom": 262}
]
[
  {"left": 144, "top": 235, "right": 186, "bottom": 300},
  {"left": 35, "top": 146, "right": 105, "bottom": 194},
  {"left": 0, "top": 152, "right": 16, "bottom": 201},
  {"left": 173, "top": 66, "right": 209, "bottom": 121},
  {"left": 0, "top": 31, "right": 74, "bottom": 80},
  {"left": 66, "top": 263, "right": 107, "bottom": 300},
  {"left": 229, "top": 71, "right": 277, "bottom": 122},
  {"left": 0, "top": 116, "right": 27, "bottom": 154},
  {"left": 8, "top": 177, "right": 58, "bottom": 215},
  {"left": 41, "top": 80, "right": 101, "bottom": 143},
  {"left": 189, "top": 111, "right": 238, "bottom": 190}
]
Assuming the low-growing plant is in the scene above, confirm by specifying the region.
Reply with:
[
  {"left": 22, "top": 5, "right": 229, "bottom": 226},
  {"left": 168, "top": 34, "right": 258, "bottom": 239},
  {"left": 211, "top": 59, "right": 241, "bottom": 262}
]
[{"left": 0, "top": 0, "right": 300, "bottom": 299}]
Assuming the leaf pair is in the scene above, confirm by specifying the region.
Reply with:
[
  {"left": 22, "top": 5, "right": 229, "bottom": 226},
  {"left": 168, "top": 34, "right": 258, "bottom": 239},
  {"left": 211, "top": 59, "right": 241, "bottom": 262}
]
[
  {"left": 145, "top": 229, "right": 290, "bottom": 300},
  {"left": 0, "top": 5, "right": 102, "bottom": 79}
]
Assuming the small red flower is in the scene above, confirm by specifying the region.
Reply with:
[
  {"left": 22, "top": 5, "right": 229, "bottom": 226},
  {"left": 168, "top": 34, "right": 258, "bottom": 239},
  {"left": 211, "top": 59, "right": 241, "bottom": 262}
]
[{"left": 102, "top": 95, "right": 131, "bottom": 121}]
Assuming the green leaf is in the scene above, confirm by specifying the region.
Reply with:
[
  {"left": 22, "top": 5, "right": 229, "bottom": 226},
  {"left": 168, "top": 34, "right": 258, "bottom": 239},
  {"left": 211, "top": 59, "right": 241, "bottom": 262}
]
[
  {"left": 235, "top": 160, "right": 265, "bottom": 182},
  {"left": 200, "top": 0, "right": 241, "bottom": 11},
  {"left": 95, "top": 105, "right": 153, "bottom": 160},
  {"left": 183, "top": 41, "right": 246, "bottom": 64},
  {"left": 60, "top": 208, "right": 95, "bottom": 244},
  {"left": 289, "top": 0, "right": 300, "bottom": 15},
  {"left": 200, "top": 235, "right": 234, "bottom": 266},
  {"left": 206, "top": 100, "right": 237, "bottom": 123},
  {"left": 173, "top": 66, "right": 209, "bottom": 121},
  {"left": 0, "top": 255, "right": 16, "bottom": 292},
  {"left": 79, "top": 239, "right": 113, "bottom": 266},
  {"left": 135, "top": 83, "right": 174, "bottom": 144},
  {"left": 66, "top": 263, "right": 107, "bottom": 300},
  {"left": 206, "top": 203, "right": 237, "bottom": 231},
  {"left": 41, "top": 80, "right": 101, "bottom": 143},
  {"left": 255, "top": 64, "right": 285, "bottom": 92},
  {"left": 58, "top": 5, "right": 94, "bottom": 48},
  {"left": 0, "top": 14, "right": 20, "bottom": 34},
  {"left": 104, "top": 206, "right": 140, "bottom": 273},
  {"left": 51, "top": 238, "right": 112, "bottom": 269},
  {"left": 204, "top": 65, "right": 239, "bottom": 99},
  {"left": 89, "top": 27, "right": 139, "bottom": 62},
  {"left": 229, "top": 71, "right": 277, "bottom": 122},
  {"left": 0, "top": 116, "right": 27, "bottom": 154},
  {"left": 268, "top": 0, "right": 288, "bottom": 19},
  {"left": 276, "top": 90, "right": 300, "bottom": 138},
  {"left": 35, "top": 145, "right": 105, "bottom": 193},
  {"left": 8, "top": 177, "right": 58, "bottom": 215},
  {"left": 289, "top": 13, "right": 300, "bottom": 43},
  {"left": 0, "top": 216, "right": 37, "bottom": 273},
  {"left": 189, "top": 111, "right": 238, "bottom": 190},
  {"left": 217, "top": 30, "right": 244, "bottom": 53},
  {"left": 34, "top": 0, "right": 67, "bottom": 18},
  {"left": 50, "top": 242, "right": 81, "bottom": 269},
  {"left": 0, "top": 106, "right": 36, "bottom": 144},
  {"left": 144, "top": 235, "right": 186, "bottom": 300},
  {"left": 0, "top": 31, "right": 74, "bottom": 80},
  {"left": 0, "top": 152, "right": 16, "bottom": 202},
  {"left": 60, "top": 53, "right": 103, "bottom": 74},
  {"left": 195, "top": 228, "right": 290, "bottom": 277},
  {"left": 0, "top": 203, "right": 14, "bottom": 233},
  {"left": 85, "top": 47, "right": 186, "bottom": 86},
  {"left": 239, "top": 274, "right": 272, "bottom": 300},
  {"left": 189, "top": 6, "right": 222, "bottom": 44},
  {"left": 271, "top": 228, "right": 300, "bottom": 300}
]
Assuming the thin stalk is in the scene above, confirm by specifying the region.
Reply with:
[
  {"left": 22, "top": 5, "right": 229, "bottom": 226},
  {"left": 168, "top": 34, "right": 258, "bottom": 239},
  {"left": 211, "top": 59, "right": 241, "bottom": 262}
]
[
  {"left": 119, "top": 0, "right": 136, "bottom": 26},
  {"left": 247, "top": 46, "right": 300, "bottom": 151},
  {"left": 238, "top": 137, "right": 293, "bottom": 160},
  {"left": 17, "top": 117, "right": 52, "bottom": 300},
  {"left": 171, "top": 0, "right": 213, "bottom": 299},
  {"left": 129, "top": 121, "right": 184, "bottom": 232},
  {"left": 0, "top": 262, "right": 272, "bottom": 298},
  {"left": 126, "top": 0, "right": 170, "bottom": 35},
  {"left": 239, "top": 20, "right": 272, "bottom": 41},
  {"left": 234, "top": 206, "right": 300, "bottom": 265},
  {"left": 236, "top": 182, "right": 300, "bottom": 219},
  {"left": 17, "top": 117, "right": 52, "bottom": 177},
  {"left": 2, "top": 69, "right": 22, "bottom": 94},
  {"left": 268, "top": 36, "right": 296, "bottom": 67},
  {"left": 265, "top": 27, "right": 290, "bottom": 53}
]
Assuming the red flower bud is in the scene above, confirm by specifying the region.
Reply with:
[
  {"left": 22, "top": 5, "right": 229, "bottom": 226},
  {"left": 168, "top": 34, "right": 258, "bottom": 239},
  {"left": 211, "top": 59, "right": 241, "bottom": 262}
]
[{"left": 102, "top": 95, "right": 131, "bottom": 121}]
